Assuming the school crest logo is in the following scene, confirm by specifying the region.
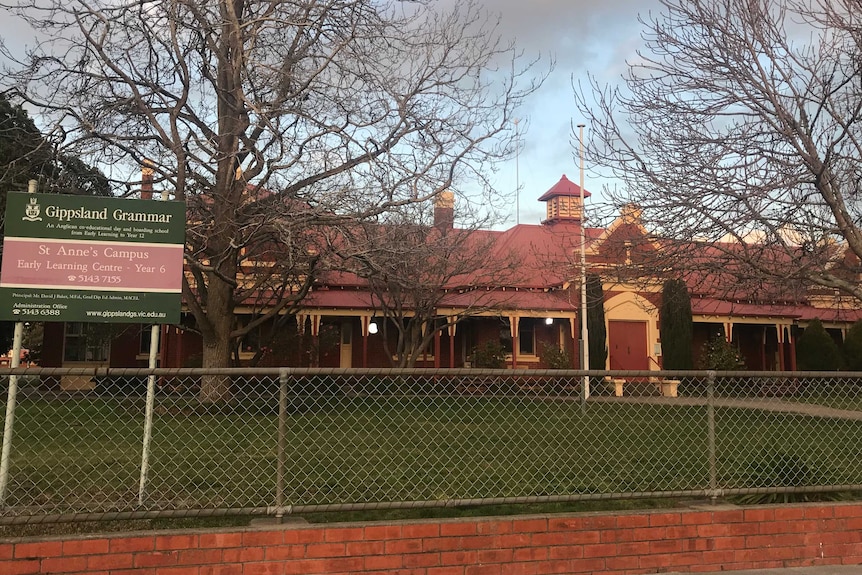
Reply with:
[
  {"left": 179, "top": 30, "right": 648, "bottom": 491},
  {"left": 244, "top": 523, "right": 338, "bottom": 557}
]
[{"left": 22, "top": 196, "right": 42, "bottom": 222}]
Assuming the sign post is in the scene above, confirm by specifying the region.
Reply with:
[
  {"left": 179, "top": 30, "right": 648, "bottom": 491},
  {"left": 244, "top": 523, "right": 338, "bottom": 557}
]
[
  {"left": 0, "top": 181, "right": 39, "bottom": 506},
  {"left": 140, "top": 183, "right": 171, "bottom": 505},
  {"left": 0, "top": 188, "right": 185, "bottom": 506}
]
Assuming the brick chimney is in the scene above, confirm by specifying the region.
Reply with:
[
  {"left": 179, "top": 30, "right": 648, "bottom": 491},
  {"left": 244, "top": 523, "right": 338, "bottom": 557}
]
[
  {"left": 434, "top": 190, "right": 454, "bottom": 232},
  {"left": 141, "top": 161, "right": 154, "bottom": 200}
]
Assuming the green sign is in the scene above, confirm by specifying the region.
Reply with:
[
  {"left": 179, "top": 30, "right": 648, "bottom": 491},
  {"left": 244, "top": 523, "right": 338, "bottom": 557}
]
[{"left": 0, "top": 192, "right": 186, "bottom": 324}]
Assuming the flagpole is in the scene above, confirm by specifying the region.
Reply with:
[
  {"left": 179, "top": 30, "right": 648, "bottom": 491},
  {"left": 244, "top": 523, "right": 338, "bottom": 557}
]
[
  {"left": 578, "top": 124, "right": 590, "bottom": 401},
  {"left": 514, "top": 118, "right": 520, "bottom": 225}
]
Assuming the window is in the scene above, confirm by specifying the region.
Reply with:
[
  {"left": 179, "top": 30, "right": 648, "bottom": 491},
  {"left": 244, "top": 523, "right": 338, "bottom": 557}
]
[
  {"left": 241, "top": 325, "right": 263, "bottom": 353},
  {"left": 239, "top": 322, "right": 277, "bottom": 358},
  {"left": 499, "top": 320, "right": 537, "bottom": 356},
  {"left": 64, "top": 323, "right": 110, "bottom": 362},
  {"left": 499, "top": 326, "right": 513, "bottom": 354},
  {"left": 519, "top": 321, "right": 536, "bottom": 356}
]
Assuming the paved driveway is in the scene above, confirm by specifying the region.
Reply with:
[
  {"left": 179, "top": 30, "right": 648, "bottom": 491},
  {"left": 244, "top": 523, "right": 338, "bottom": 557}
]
[{"left": 666, "top": 568, "right": 862, "bottom": 575}]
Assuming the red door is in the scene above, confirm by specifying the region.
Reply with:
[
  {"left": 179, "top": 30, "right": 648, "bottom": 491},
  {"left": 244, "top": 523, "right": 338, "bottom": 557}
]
[{"left": 608, "top": 320, "right": 649, "bottom": 370}]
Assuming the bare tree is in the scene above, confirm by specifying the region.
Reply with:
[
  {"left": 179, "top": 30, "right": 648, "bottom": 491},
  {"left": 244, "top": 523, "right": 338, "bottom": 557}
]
[
  {"left": 1, "top": 0, "right": 544, "bottom": 400},
  {"left": 576, "top": 0, "right": 862, "bottom": 302},
  {"left": 333, "top": 200, "right": 518, "bottom": 367}
]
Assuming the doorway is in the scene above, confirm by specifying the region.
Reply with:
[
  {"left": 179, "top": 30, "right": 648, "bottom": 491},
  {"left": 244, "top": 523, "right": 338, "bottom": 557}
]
[
  {"left": 339, "top": 321, "right": 353, "bottom": 368},
  {"left": 608, "top": 320, "right": 649, "bottom": 371}
]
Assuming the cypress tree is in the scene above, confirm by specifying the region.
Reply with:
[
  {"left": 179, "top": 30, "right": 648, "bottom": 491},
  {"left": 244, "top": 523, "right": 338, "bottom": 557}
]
[
  {"left": 660, "top": 278, "right": 694, "bottom": 370},
  {"left": 586, "top": 273, "right": 608, "bottom": 370}
]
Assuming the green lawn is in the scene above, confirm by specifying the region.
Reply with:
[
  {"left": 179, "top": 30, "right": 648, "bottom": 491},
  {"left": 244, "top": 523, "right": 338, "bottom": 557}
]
[{"left": 3, "top": 390, "right": 862, "bottom": 517}]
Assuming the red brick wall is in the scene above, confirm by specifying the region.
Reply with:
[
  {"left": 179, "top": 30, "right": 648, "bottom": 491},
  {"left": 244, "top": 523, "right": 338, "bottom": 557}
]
[{"left": 3, "top": 503, "right": 862, "bottom": 575}]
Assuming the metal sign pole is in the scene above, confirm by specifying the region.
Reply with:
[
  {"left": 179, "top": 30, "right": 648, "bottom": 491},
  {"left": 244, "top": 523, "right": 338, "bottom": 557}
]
[
  {"left": 138, "top": 323, "right": 160, "bottom": 505},
  {"left": 138, "top": 174, "right": 166, "bottom": 505},
  {"left": 0, "top": 179, "right": 37, "bottom": 505},
  {"left": 0, "top": 321, "right": 25, "bottom": 506}
]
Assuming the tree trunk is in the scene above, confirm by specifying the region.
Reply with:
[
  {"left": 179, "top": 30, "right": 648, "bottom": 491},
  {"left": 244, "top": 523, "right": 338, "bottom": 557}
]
[
  {"left": 200, "top": 332, "right": 233, "bottom": 403},
  {"left": 198, "top": 270, "right": 236, "bottom": 403}
]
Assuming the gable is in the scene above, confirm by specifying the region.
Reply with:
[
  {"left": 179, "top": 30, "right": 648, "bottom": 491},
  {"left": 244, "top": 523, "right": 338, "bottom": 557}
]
[{"left": 587, "top": 217, "right": 658, "bottom": 267}]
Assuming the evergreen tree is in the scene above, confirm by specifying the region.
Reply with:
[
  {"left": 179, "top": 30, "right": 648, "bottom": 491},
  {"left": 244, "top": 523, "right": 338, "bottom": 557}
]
[
  {"left": 843, "top": 321, "right": 862, "bottom": 371},
  {"left": 0, "top": 92, "right": 54, "bottom": 194},
  {"left": 0, "top": 93, "right": 51, "bottom": 353},
  {"left": 796, "top": 318, "right": 843, "bottom": 371},
  {"left": 0, "top": 93, "right": 111, "bottom": 354},
  {"left": 660, "top": 278, "right": 694, "bottom": 370},
  {"left": 0, "top": 92, "right": 110, "bottom": 199},
  {"left": 47, "top": 154, "right": 112, "bottom": 197},
  {"left": 586, "top": 273, "right": 607, "bottom": 370}
]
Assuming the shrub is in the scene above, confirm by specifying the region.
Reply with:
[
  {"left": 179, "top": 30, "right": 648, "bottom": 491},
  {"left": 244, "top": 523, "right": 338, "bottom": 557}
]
[
  {"left": 733, "top": 452, "right": 845, "bottom": 505},
  {"left": 700, "top": 334, "right": 745, "bottom": 371},
  {"left": 842, "top": 320, "right": 862, "bottom": 371},
  {"left": 470, "top": 340, "right": 507, "bottom": 369},
  {"left": 796, "top": 318, "right": 843, "bottom": 371},
  {"left": 540, "top": 342, "right": 572, "bottom": 370}
]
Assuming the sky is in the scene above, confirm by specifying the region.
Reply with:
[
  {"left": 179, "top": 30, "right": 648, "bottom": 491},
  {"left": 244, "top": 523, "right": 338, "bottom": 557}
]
[
  {"left": 465, "top": 0, "right": 661, "bottom": 227},
  {"left": 0, "top": 0, "right": 661, "bottom": 227}
]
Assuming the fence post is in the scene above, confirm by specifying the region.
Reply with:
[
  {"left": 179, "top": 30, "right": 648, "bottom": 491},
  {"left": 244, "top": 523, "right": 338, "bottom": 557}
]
[
  {"left": 707, "top": 370, "right": 718, "bottom": 501},
  {"left": 0, "top": 321, "right": 25, "bottom": 506},
  {"left": 276, "top": 369, "right": 288, "bottom": 522}
]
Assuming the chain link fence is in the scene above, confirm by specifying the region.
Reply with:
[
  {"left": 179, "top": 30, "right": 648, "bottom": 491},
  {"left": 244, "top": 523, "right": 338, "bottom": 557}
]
[{"left": 1, "top": 368, "right": 862, "bottom": 523}]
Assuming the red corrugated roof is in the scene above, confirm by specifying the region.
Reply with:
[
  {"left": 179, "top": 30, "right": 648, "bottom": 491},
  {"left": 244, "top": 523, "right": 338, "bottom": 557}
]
[
  {"left": 292, "top": 182, "right": 860, "bottom": 324},
  {"left": 537, "top": 174, "right": 591, "bottom": 201},
  {"left": 465, "top": 223, "right": 601, "bottom": 289},
  {"left": 440, "top": 289, "right": 578, "bottom": 312},
  {"left": 691, "top": 298, "right": 804, "bottom": 318},
  {"left": 301, "top": 289, "right": 374, "bottom": 309},
  {"left": 796, "top": 306, "right": 862, "bottom": 323},
  {"left": 298, "top": 287, "right": 577, "bottom": 314},
  {"left": 692, "top": 297, "right": 862, "bottom": 323}
]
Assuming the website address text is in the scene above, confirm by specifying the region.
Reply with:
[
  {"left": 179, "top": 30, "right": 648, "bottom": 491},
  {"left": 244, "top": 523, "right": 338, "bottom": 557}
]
[{"left": 86, "top": 310, "right": 167, "bottom": 319}]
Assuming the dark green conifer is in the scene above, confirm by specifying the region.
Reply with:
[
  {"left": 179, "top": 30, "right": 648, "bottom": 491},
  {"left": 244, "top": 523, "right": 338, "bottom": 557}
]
[
  {"left": 660, "top": 278, "right": 694, "bottom": 370},
  {"left": 586, "top": 273, "right": 607, "bottom": 370}
]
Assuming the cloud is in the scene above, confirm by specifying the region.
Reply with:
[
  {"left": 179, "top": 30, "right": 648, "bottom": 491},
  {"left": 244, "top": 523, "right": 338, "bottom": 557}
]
[
  {"left": 468, "top": 0, "right": 662, "bottom": 218},
  {"left": 0, "top": 13, "right": 37, "bottom": 63},
  {"left": 433, "top": 0, "right": 658, "bottom": 68}
]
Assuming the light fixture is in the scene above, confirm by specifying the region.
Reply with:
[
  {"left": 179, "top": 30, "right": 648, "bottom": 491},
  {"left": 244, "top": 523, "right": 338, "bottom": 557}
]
[
  {"left": 545, "top": 317, "right": 554, "bottom": 325},
  {"left": 368, "top": 321, "right": 378, "bottom": 335}
]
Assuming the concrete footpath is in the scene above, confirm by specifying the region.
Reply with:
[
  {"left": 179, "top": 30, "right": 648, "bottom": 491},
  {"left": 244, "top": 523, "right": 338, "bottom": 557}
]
[{"left": 666, "top": 567, "right": 862, "bottom": 575}]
